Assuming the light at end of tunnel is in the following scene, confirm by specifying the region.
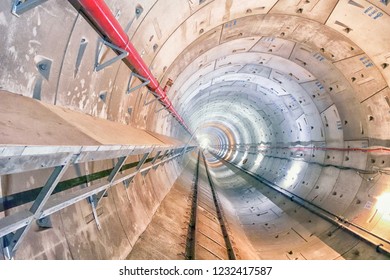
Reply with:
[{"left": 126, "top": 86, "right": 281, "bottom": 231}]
[
  {"left": 199, "top": 138, "right": 211, "bottom": 149},
  {"left": 376, "top": 193, "right": 390, "bottom": 220}
]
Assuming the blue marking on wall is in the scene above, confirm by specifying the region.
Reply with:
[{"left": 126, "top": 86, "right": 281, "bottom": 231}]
[
  {"left": 313, "top": 53, "right": 325, "bottom": 62},
  {"left": 359, "top": 56, "right": 374, "bottom": 68},
  {"left": 315, "top": 81, "right": 324, "bottom": 90},
  {"left": 364, "top": 6, "right": 383, "bottom": 19},
  {"left": 225, "top": 19, "right": 237, "bottom": 28}
]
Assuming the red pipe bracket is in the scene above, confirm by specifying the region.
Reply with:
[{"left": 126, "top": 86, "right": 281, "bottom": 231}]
[{"left": 75, "top": 0, "right": 189, "bottom": 132}]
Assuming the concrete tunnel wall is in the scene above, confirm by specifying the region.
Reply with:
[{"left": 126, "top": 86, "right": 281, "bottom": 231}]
[{"left": 1, "top": 0, "right": 390, "bottom": 259}]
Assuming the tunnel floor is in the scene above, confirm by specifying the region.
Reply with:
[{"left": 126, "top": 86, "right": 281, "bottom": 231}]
[{"left": 127, "top": 150, "right": 390, "bottom": 260}]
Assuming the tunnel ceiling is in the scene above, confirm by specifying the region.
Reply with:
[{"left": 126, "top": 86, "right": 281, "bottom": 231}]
[
  {"left": 146, "top": 1, "right": 390, "bottom": 151},
  {"left": 1, "top": 0, "right": 389, "bottom": 147}
]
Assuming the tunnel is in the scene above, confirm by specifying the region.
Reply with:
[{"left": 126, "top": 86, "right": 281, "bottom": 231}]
[{"left": 0, "top": 0, "right": 390, "bottom": 260}]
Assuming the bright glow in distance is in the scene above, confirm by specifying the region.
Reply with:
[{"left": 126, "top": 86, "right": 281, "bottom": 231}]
[
  {"left": 376, "top": 192, "right": 390, "bottom": 220},
  {"left": 199, "top": 137, "right": 211, "bottom": 149}
]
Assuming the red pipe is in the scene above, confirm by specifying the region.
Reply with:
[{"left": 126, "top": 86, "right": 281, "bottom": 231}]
[{"left": 74, "top": 0, "right": 189, "bottom": 131}]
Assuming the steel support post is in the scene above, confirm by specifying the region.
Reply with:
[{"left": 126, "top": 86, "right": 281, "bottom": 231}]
[
  {"left": 5, "top": 154, "right": 75, "bottom": 254},
  {"left": 96, "top": 156, "right": 128, "bottom": 205}
]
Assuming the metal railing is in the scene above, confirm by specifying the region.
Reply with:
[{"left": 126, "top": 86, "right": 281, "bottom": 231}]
[{"left": 0, "top": 144, "right": 195, "bottom": 259}]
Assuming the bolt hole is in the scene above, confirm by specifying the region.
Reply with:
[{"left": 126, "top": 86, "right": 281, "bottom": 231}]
[
  {"left": 344, "top": 27, "right": 352, "bottom": 33},
  {"left": 135, "top": 5, "right": 143, "bottom": 17}
]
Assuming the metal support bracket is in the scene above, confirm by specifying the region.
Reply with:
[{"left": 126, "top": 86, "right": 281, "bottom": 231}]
[
  {"left": 12, "top": 0, "right": 48, "bottom": 17},
  {"left": 97, "top": 156, "right": 128, "bottom": 204},
  {"left": 151, "top": 151, "right": 162, "bottom": 164},
  {"left": 88, "top": 196, "right": 101, "bottom": 231},
  {"left": 127, "top": 72, "right": 150, "bottom": 94},
  {"left": 153, "top": 149, "right": 170, "bottom": 170},
  {"left": 95, "top": 39, "right": 128, "bottom": 72},
  {"left": 137, "top": 151, "right": 151, "bottom": 171},
  {"left": 3, "top": 154, "right": 75, "bottom": 255},
  {"left": 155, "top": 103, "right": 168, "bottom": 113},
  {"left": 144, "top": 90, "right": 162, "bottom": 106},
  {"left": 36, "top": 216, "right": 52, "bottom": 229},
  {"left": 162, "top": 111, "right": 171, "bottom": 119},
  {"left": 160, "top": 149, "right": 170, "bottom": 161},
  {"left": 0, "top": 146, "right": 190, "bottom": 258},
  {"left": 143, "top": 151, "right": 161, "bottom": 176},
  {"left": 130, "top": 151, "right": 152, "bottom": 181},
  {"left": 1, "top": 237, "right": 12, "bottom": 260}
]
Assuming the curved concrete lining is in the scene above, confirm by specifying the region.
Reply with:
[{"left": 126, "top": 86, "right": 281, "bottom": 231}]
[{"left": 0, "top": 0, "right": 390, "bottom": 259}]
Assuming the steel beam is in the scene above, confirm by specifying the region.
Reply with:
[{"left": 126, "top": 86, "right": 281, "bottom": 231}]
[
  {"left": 0, "top": 146, "right": 194, "bottom": 257},
  {"left": 94, "top": 40, "right": 128, "bottom": 71},
  {"left": 151, "top": 151, "right": 161, "bottom": 164},
  {"left": 6, "top": 155, "right": 75, "bottom": 253},
  {"left": 96, "top": 156, "right": 128, "bottom": 204},
  {"left": 11, "top": 0, "right": 48, "bottom": 16},
  {"left": 127, "top": 72, "right": 150, "bottom": 94}
]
